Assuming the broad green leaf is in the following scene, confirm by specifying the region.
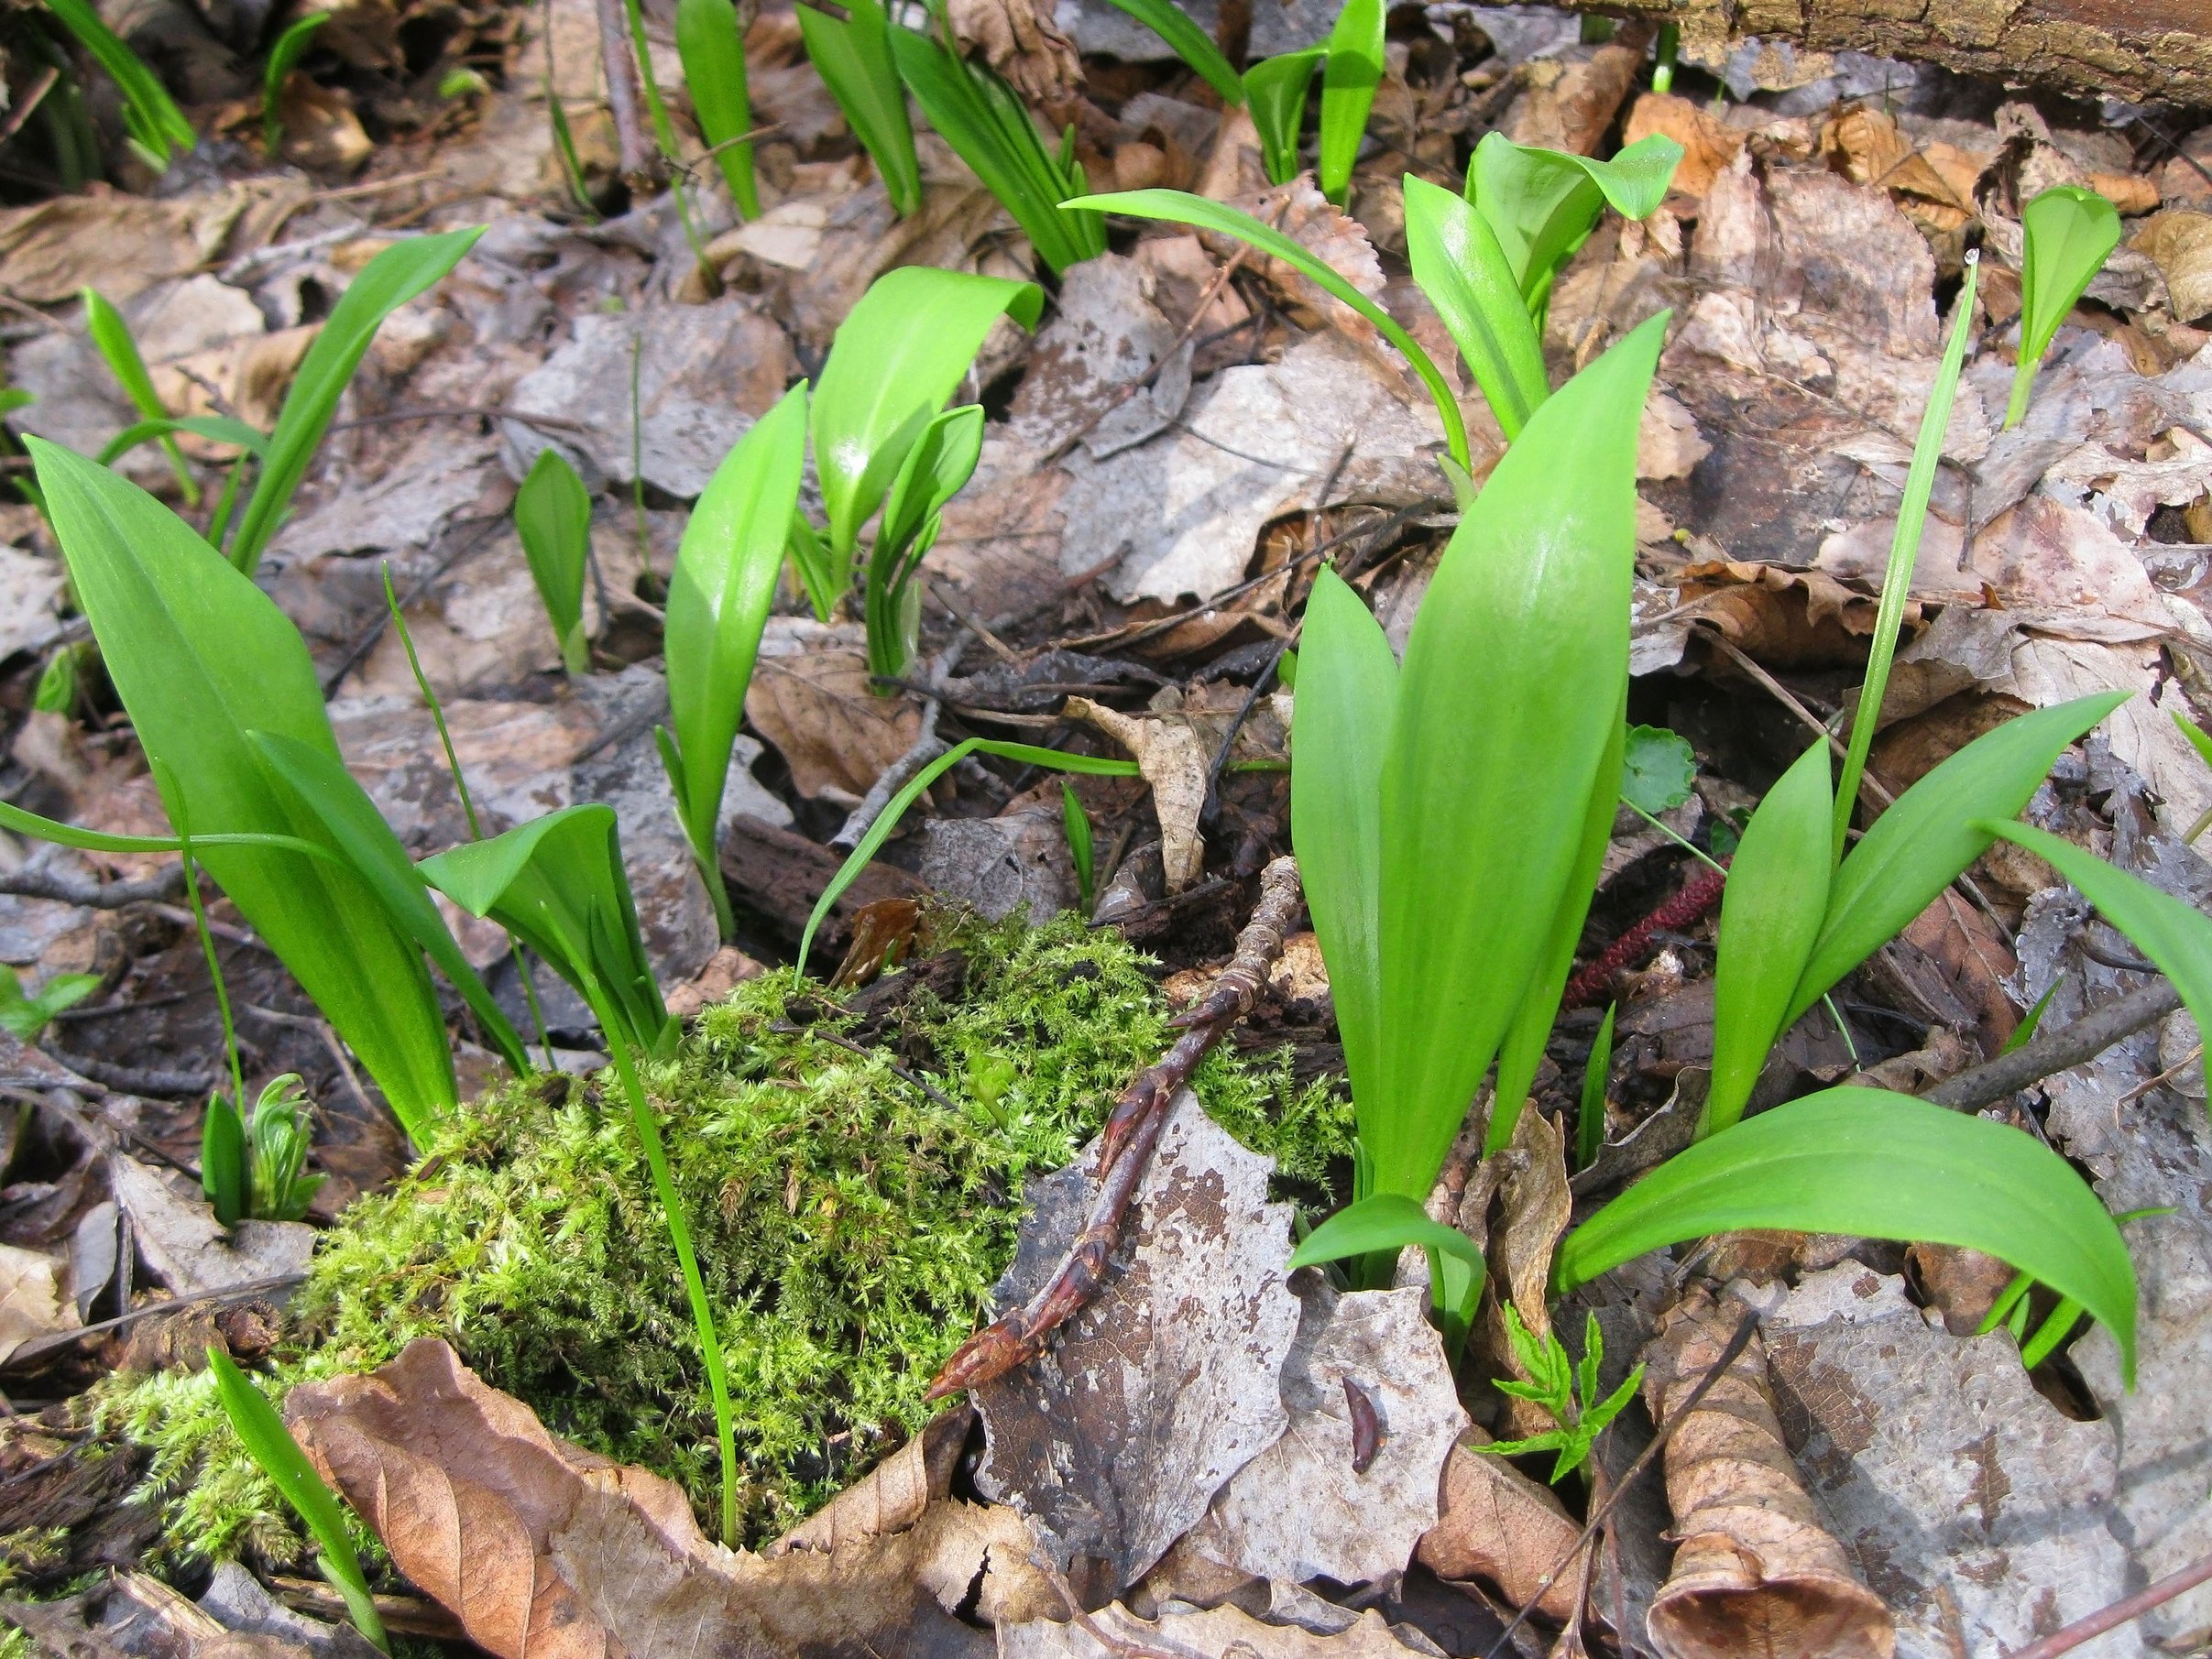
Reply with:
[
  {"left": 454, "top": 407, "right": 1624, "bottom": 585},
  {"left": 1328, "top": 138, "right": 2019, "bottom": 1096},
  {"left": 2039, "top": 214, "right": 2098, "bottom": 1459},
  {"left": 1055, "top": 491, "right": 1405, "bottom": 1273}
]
[
  {"left": 867, "top": 402, "right": 984, "bottom": 681},
  {"left": 798, "top": 739, "right": 1139, "bottom": 969},
  {"left": 229, "top": 227, "right": 484, "bottom": 575},
  {"left": 676, "top": 0, "right": 761, "bottom": 218},
  {"left": 82, "top": 287, "right": 194, "bottom": 504},
  {"left": 1286, "top": 1191, "right": 1486, "bottom": 1277},
  {"left": 1466, "top": 132, "right": 1681, "bottom": 311},
  {"left": 1555, "top": 1086, "right": 2138, "bottom": 1386},
  {"left": 1401, "top": 175, "right": 1549, "bottom": 441},
  {"left": 28, "top": 436, "right": 458, "bottom": 1138},
  {"left": 249, "top": 730, "right": 529, "bottom": 1077},
  {"left": 262, "top": 13, "right": 329, "bottom": 158},
  {"left": 1290, "top": 564, "right": 1396, "bottom": 1111},
  {"left": 2008, "top": 186, "right": 2121, "bottom": 430},
  {"left": 419, "top": 804, "right": 666, "bottom": 1054},
  {"left": 43, "top": 0, "right": 196, "bottom": 166},
  {"left": 1831, "top": 255, "right": 1977, "bottom": 857},
  {"left": 1243, "top": 49, "right": 1321, "bottom": 185},
  {"left": 1786, "top": 692, "right": 2125, "bottom": 1025},
  {"left": 514, "top": 448, "right": 592, "bottom": 678},
  {"left": 1364, "top": 311, "right": 1666, "bottom": 1201},
  {"left": 1980, "top": 821, "right": 2212, "bottom": 1064},
  {"left": 97, "top": 414, "right": 267, "bottom": 467},
  {"left": 1315, "top": 0, "right": 1382, "bottom": 206},
  {"left": 1100, "top": 0, "right": 1243, "bottom": 104},
  {"left": 811, "top": 267, "right": 1042, "bottom": 561},
  {"left": 1621, "top": 723, "right": 1695, "bottom": 815},
  {"left": 1069, "top": 189, "right": 1471, "bottom": 471},
  {"left": 893, "top": 24, "right": 1104, "bottom": 276},
  {"left": 1491, "top": 700, "right": 1624, "bottom": 1152},
  {"left": 1705, "top": 738, "right": 1833, "bottom": 1136},
  {"left": 205, "top": 1348, "right": 388, "bottom": 1651},
  {"left": 660, "top": 383, "right": 807, "bottom": 935},
  {"left": 201, "top": 1090, "right": 246, "bottom": 1227},
  {"left": 799, "top": 0, "right": 922, "bottom": 217}
]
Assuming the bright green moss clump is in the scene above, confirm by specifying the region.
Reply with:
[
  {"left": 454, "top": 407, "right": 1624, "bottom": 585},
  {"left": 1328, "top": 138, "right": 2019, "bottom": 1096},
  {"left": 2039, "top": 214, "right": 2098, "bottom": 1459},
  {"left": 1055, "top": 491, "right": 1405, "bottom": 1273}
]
[{"left": 101, "top": 913, "right": 1350, "bottom": 1566}]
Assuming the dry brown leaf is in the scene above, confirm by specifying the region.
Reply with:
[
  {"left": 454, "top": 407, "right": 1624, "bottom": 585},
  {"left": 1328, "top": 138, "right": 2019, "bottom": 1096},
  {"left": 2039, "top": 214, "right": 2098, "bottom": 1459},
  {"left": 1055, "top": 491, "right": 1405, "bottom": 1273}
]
[
  {"left": 1904, "top": 1242, "right": 2020, "bottom": 1336},
  {"left": 1002, "top": 1599, "right": 1439, "bottom": 1659},
  {"left": 746, "top": 622, "right": 924, "bottom": 802},
  {"left": 1640, "top": 1291, "right": 1893, "bottom": 1659},
  {"left": 1622, "top": 94, "right": 1741, "bottom": 199},
  {"left": 947, "top": 0, "right": 1081, "bottom": 105},
  {"left": 1065, "top": 695, "right": 1211, "bottom": 891},
  {"left": 769, "top": 1404, "right": 971, "bottom": 1556},
  {"left": 1503, "top": 43, "right": 1642, "bottom": 158},
  {"left": 2136, "top": 210, "right": 2212, "bottom": 323},
  {"left": 286, "top": 1339, "right": 1054, "bottom": 1659},
  {"left": 0, "top": 187, "right": 255, "bottom": 304},
  {"left": 0, "top": 1242, "right": 77, "bottom": 1366},
  {"left": 1416, "top": 1433, "right": 1585, "bottom": 1621},
  {"left": 5, "top": 1573, "right": 314, "bottom": 1659},
  {"left": 1223, "top": 179, "right": 1387, "bottom": 351},
  {"left": 1679, "top": 560, "right": 1890, "bottom": 669}
]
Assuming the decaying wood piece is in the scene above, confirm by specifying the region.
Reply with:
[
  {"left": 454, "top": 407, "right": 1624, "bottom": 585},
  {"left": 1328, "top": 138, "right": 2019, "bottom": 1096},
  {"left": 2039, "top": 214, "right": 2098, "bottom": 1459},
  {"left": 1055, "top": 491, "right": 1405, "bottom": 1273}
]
[
  {"left": 1483, "top": 0, "right": 2212, "bottom": 108},
  {"left": 928, "top": 856, "right": 1305, "bottom": 1398},
  {"left": 1640, "top": 1292, "right": 1894, "bottom": 1659}
]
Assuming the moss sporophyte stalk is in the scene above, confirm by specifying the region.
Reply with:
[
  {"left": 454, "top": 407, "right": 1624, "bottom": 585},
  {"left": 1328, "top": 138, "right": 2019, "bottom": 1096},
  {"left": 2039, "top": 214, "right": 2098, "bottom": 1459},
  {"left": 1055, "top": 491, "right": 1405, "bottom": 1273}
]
[{"left": 94, "top": 913, "right": 1351, "bottom": 1567}]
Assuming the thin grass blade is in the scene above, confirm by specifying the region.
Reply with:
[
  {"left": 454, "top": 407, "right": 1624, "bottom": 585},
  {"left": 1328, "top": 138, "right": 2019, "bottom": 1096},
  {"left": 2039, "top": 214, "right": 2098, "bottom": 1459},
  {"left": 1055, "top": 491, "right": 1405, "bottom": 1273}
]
[
  {"left": 81, "top": 287, "right": 195, "bottom": 503},
  {"left": 1099, "top": 0, "right": 1243, "bottom": 104}
]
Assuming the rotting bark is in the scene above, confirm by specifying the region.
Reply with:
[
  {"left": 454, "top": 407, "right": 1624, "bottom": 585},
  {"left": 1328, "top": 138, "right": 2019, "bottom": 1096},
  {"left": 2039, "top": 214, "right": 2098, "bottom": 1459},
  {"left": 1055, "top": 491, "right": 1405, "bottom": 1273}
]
[
  {"left": 1485, "top": 0, "right": 2212, "bottom": 108},
  {"left": 927, "top": 855, "right": 1304, "bottom": 1399}
]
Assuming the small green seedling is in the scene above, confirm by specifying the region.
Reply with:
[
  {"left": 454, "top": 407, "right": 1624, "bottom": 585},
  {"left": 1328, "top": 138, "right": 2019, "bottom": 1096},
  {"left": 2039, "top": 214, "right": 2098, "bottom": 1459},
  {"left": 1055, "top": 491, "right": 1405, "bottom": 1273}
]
[
  {"left": 800, "top": 266, "right": 1041, "bottom": 620},
  {"left": 203, "top": 1075, "right": 327, "bottom": 1225},
  {"left": 1061, "top": 780, "right": 1094, "bottom": 915},
  {"left": 1244, "top": 49, "right": 1323, "bottom": 186},
  {"left": 514, "top": 447, "right": 595, "bottom": 678},
  {"left": 439, "top": 67, "right": 488, "bottom": 99},
  {"left": 799, "top": 0, "right": 923, "bottom": 217},
  {"left": 1480, "top": 1307, "right": 1641, "bottom": 1483},
  {"left": 892, "top": 5, "right": 1104, "bottom": 275},
  {"left": 42, "top": 0, "right": 197, "bottom": 170},
  {"left": 1100, "top": 0, "right": 1243, "bottom": 104},
  {"left": 419, "top": 805, "right": 742, "bottom": 1544},
  {"left": 1465, "top": 131, "right": 1682, "bottom": 324},
  {"left": 967, "top": 1051, "right": 1017, "bottom": 1127},
  {"left": 228, "top": 227, "right": 485, "bottom": 576},
  {"left": 0, "top": 965, "right": 97, "bottom": 1040},
  {"left": 34, "top": 641, "right": 87, "bottom": 715},
  {"left": 262, "top": 13, "right": 329, "bottom": 158},
  {"left": 864, "top": 403, "right": 984, "bottom": 682},
  {"left": 203, "top": 1088, "right": 247, "bottom": 1227},
  {"left": 1577, "top": 1003, "right": 1614, "bottom": 1170},
  {"left": 2007, "top": 185, "right": 2121, "bottom": 431},
  {"left": 1316, "top": 0, "right": 1383, "bottom": 206},
  {"left": 658, "top": 384, "right": 808, "bottom": 939},
  {"left": 677, "top": 0, "right": 762, "bottom": 219},
  {"left": 205, "top": 1346, "right": 388, "bottom": 1652},
  {"left": 82, "top": 287, "right": 196, "bottom": 505}
]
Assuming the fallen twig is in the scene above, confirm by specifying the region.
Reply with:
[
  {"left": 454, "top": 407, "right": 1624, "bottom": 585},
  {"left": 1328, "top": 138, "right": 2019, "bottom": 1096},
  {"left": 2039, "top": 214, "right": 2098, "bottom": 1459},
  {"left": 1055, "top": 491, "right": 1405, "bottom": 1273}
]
[
  {"left": 1923, "top": 977, "right": 2182, "bottom": 1111},
  {"left": 2002, "top": 1549, "right": 2212, "bottom": 1659},
  {"left": 927, "top": 856, "right": 1302, "bottom": 1398},
  {"left": 0, "top": 862, "right": 185, "bottom": 908},
  {"left": 594, "top": 0, "right": 654, "bottom": 184}
]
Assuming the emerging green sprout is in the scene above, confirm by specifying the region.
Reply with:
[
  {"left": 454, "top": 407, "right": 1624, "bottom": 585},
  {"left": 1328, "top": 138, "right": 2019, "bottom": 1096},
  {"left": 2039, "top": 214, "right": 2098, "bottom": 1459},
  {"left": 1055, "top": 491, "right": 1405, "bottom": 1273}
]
[
  {"left": 799, "top": 0, "right": 923, "bottom": 217},
  {"left": 0, "top": 964, "right": 96, "bottom": 1041},
  {"left": 205, "top": 1346, "right": 388, "bottom": 1653},
  {"left": 262, "top": 13, "right": 329, "bottom": 159},
  {"left": 514, "top": 447, "right": 594, "bottom": 679},
  {"left": 676, "top": 0, "right": 762, "bottom": 219},
  {"left": 203, "top": 1075, "right": 327, "bottom": 1226},
  {"left": 1479, "top": 1307, "right": 1642, "bottom": 1484},
  {"left": 1244, "top": 49, "right": 1324, "bottom": 186},
  {"left": 1316, "top": 0, "right": 1383, "bottom": 206},
  {"left": 42, "top": 0, "right": 197, "bottom": 171},
  {"left": 891, "top": 4, "right": 1105, "bottom": 276},
  {"left": 1061, "top": 780, "right": 1095, "bottom": 915},
  {"left": 2007, "top": 185, "right": 2121, "bottom": 430}
]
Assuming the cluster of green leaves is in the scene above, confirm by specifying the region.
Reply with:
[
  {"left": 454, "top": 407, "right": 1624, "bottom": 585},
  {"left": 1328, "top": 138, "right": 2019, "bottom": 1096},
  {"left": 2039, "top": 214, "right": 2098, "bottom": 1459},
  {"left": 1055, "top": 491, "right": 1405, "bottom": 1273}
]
[
  {"left": 201, "top": 1075, "right": 327, "bottom": 1227},
  {"left": 41, "top": 0, "right": 196, "bottom": 171},
  {"left": 1479, "top": 1307, "right": 1641, "bottom": 1484},
  {"left": 101, "top": 916, "right": 1351, "bottom": 1557},
  {"left": 0, "top": 966, "right": 96, "bottom": 1040}
]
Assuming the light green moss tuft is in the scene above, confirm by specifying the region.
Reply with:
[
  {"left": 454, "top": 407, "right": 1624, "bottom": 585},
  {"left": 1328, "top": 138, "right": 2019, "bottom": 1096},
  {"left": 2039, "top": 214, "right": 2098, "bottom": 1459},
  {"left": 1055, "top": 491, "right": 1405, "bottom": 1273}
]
[{"left": 99, "top": 912, "right": 1350, "bottom": 1566}]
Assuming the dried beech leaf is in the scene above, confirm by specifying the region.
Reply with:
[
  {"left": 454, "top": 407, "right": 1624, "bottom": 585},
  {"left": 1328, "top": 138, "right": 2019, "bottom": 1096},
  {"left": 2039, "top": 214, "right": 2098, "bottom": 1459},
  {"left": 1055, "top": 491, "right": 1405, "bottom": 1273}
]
[
  {"left": 746, "top": 621, "right": 923, "bottom": 801},
  {"left": 1065, "top": 696, "right": 1211, "bottom": 892},
  {"left": 947, "top": 0, "right": 1080, "bottom": 105},
  {"left": 285, "top": 1340, "right": 1050, "bottom": 1659},
  {"left": 1640, "top": 1292, "right": 1893, "bottom": 1659},
  {"left": 974, "top": 1091, "right": 1302, "bottom": 1591},
  {"left": 1184, "top": 1282, "right": 1468, "bottom": 1587},
  {"left": 1416, "top": 1435, "right": 1585, "bottom": 1621},
  {"left": 768, "top": 1405, "right": 972, "bottom": 1557}
]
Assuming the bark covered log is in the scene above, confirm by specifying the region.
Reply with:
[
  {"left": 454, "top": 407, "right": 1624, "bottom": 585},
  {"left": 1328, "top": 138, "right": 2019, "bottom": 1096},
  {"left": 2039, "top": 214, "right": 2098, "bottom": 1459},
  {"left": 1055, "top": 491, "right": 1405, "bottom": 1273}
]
[{"left": 1490, "top": 0, "right": 2212, "bottom": 110}]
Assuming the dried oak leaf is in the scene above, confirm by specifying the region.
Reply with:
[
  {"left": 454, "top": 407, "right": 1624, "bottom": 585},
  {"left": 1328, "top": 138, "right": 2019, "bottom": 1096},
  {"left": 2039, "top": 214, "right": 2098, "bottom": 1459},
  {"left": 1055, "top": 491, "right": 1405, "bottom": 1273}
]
[
  {"left": 285, "top": 1340, "right": 1052, "bottom": 1659},
  {"left": 1182, "top": 1282, "right": 1468, "bottom": 1587},
  {"left": 1640, "top": 1291, "right": 1892, "bottom": 1659},
  {"left": 973, "top": 1090, "right": 1302, "bottom": 1593}
]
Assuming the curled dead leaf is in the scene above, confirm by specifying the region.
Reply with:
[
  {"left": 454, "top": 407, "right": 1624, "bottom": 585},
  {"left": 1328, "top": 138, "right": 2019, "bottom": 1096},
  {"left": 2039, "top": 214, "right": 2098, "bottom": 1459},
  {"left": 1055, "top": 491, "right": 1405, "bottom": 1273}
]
[
  {"left": 1416, "top": 1433, "right": 1585, "bottom": 1621},
  {"left": 1640, "top": 1292, "right": 1893, "bottom": 1659},
  {"left": 947, "top": 0, "right": 1081, "bottom": 105},
  {"left": 2136, "top": 211, "right": 2212, "bottom": 323},
  {"left": 745, "top": 622, "right": 924, "bottom": 802}
]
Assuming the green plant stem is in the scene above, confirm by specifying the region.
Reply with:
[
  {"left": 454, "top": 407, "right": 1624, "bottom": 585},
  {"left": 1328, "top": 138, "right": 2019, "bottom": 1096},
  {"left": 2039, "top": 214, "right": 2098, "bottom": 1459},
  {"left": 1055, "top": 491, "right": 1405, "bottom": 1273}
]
[
  {"left": 380, "top": 565, "right": 553, "bottom": 1068},
  {"left": 169, "top": 772, "right": 247, "bottom": 1113},
  {"left": 1651, "top": 22, "right": 1679, "bottom": 93},
  {"left": 1622, "top": 797, "right": 1727, "bottom": 874},
  {"left": 576, "top": 966, "right": 739, "bottom": 1545},
  {"left": 1831, "top": 252, "right": 1978, "bottom": 859}
]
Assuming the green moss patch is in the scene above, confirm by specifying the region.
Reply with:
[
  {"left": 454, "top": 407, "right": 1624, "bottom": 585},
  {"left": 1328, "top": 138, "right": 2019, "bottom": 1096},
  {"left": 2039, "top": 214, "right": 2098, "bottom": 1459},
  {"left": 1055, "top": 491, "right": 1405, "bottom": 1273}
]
[{"left": 99, "top": 913, "right": 1351, "bottom": 1567}]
